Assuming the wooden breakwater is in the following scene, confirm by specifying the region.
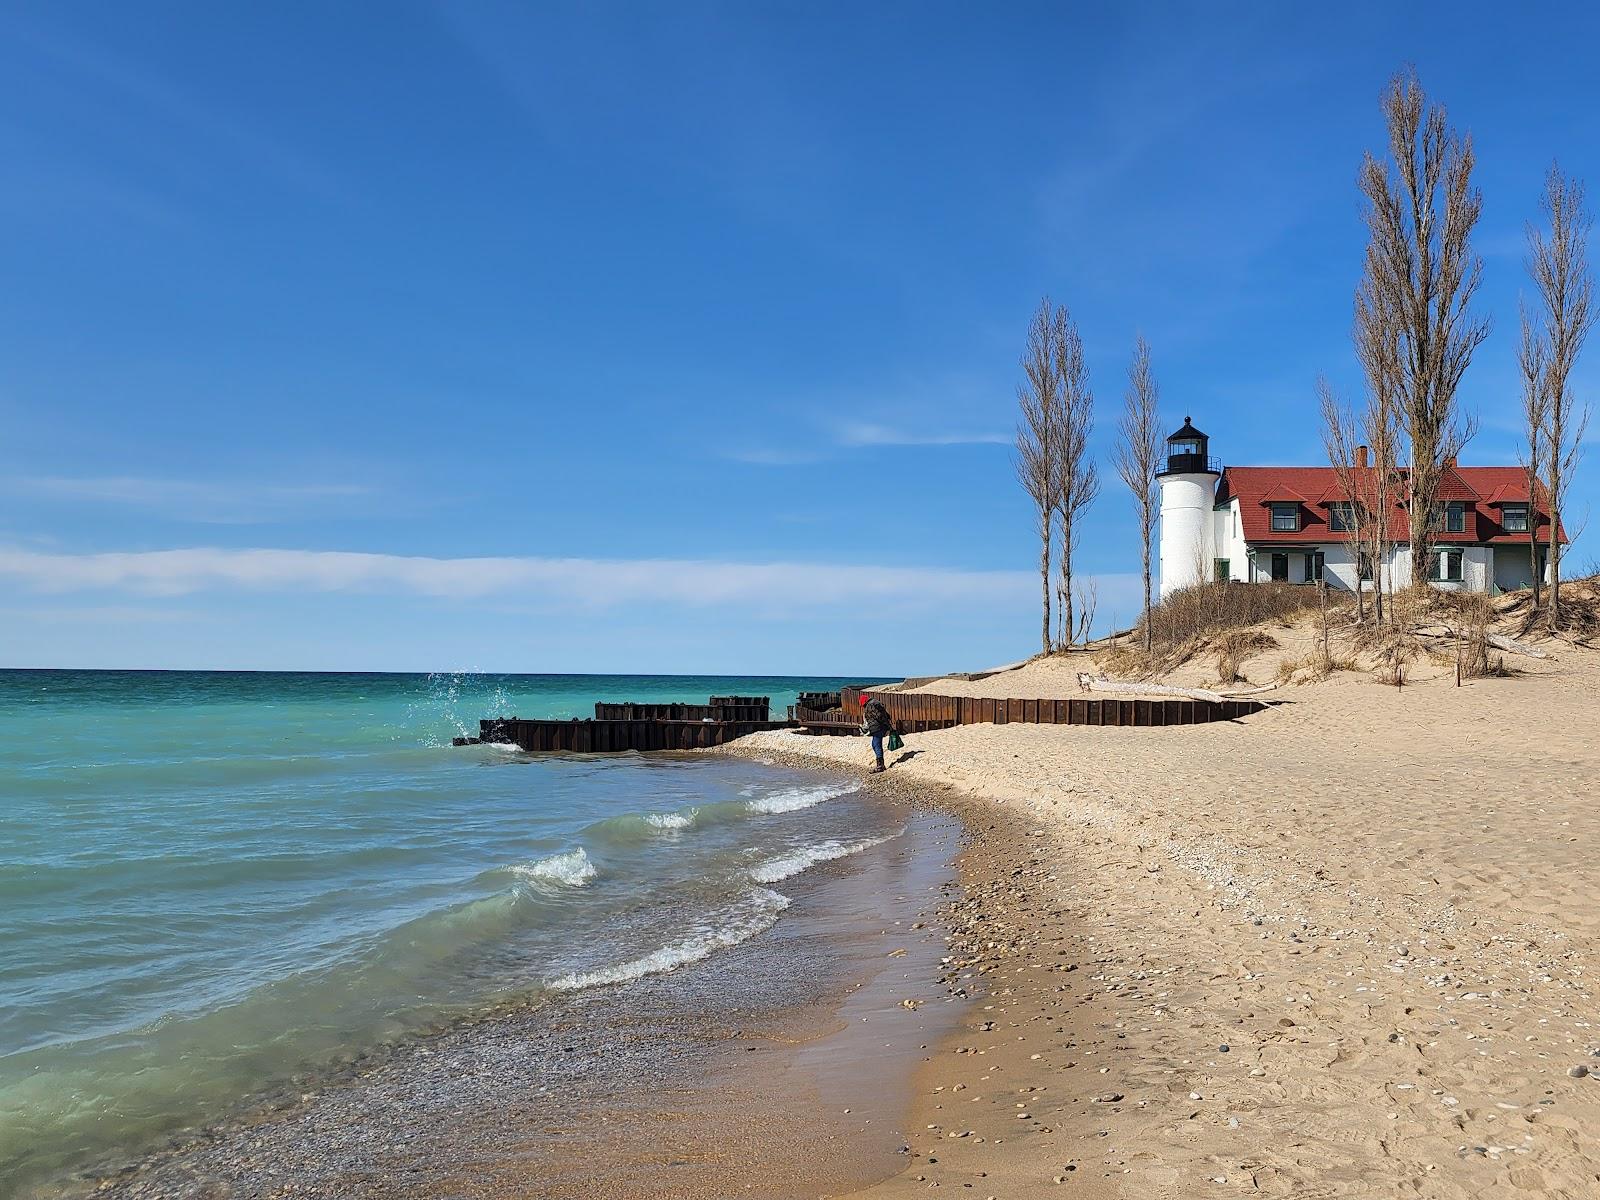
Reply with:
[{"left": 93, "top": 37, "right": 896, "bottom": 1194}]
[
  {"left": 593, "top": 703, "right": 714, "bottom": 721},
  {"left": 455, "top": 695, "right": 784, "bottom": 753},
  {"left": 457, "top": 685, "right": 1267, "bottom": 754},
  {"left": 472, "top": 716, "right": 791, "bottom": 753},
  {"left": 791, "top": 685, "right": 1265, "bottom": 735},
  {"left": 593, "top": 696, "right": 769, "bottom": 723}
]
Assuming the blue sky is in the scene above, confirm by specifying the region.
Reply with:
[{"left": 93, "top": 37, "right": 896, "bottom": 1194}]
[{"left": 2, "top": 2, "right": 1597, "bottom": 674}]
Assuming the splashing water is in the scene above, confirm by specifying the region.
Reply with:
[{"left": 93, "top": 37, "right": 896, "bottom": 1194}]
[{"left": 0, "top": 668, "right": 886, "bottom": 1198}]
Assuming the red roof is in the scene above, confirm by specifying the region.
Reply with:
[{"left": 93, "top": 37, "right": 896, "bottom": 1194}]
[
  {"left": 1435, "top": 465, "right": 1481, "bottom": 501},
  {"left": 1485, "top": 482, "right": 1532, "bottom": 506},
  {"left": 1256, "top": 480, "right": 1312, "bottom": 504},
  {"left": 1214, "top": 465, "right": 1564, "bottom": 546}
]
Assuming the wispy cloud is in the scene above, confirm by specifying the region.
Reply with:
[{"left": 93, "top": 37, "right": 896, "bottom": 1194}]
[
  {"left": 0, "top": 605, "right": 197, "bottom": 625},
  {"left": 0, "top": 546, "right": 1036, "bottom": 609},
  {"left": 835, "top": 423, "right": 1010, "bottom": 448},
  {"left": 13, "top": 477, "right": 375, "bottom": 523},
  {"left": 723, "top": 420, "right": 1009, "bottom": 465}
]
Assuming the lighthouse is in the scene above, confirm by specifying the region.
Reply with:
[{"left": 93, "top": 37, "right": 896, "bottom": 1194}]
[{"left": 1156, "top": 417, "right": 1220, "bottom": 598}]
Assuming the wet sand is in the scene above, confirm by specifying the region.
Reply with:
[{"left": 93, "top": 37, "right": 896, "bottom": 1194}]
[
  {"left": 61, "top": 631, "right": 1600, "bottom": 1199},
  {"left": 732, "top": 643, "right": 1600, "bottom": 1198},
  {"left": 58, "top": 804, "right": 971, "bottom": 1200}
]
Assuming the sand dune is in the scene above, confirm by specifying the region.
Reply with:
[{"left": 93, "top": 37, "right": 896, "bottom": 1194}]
[{"left": 730, "top": 638, "right": 1600, "bottom": 1197}]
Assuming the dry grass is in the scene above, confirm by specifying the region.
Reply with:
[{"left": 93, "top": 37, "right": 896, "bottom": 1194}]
[
  {"left": 1453, "top": 592, "right": 1493, "bottom": 678},
  {"left": 1499, "top": 578, "right": 1600, "bottom": 644},
  {"left": 1430, "top": 590, "right": 1517, "bottom": 679},
  {"left": 1146, "top": 581, "right": 1329, "bottom": 645},
  {"left": 1349, "top": 592, "right": 1427, "bottom": 687},
  {"left": 1104, "top": 582, "right": 1331, "bottom": 678},
  {"left": 1357, "top": 587, "right": 1521, "bottom": 683},
  {"left": 1099, "top": 579, "right": 1569, "bottom": 690},
  {"left": 1372, "top": 647, "right": 1410, "bottom": 687},
  {"left": 1274, "top": 649, "right": 1358, "bottom": 685},
  {"left": 1214, "top": 630, "right": 1279, "bottom": 683}
]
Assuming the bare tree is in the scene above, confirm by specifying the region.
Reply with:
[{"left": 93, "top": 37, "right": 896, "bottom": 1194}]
[
  {"left": 1354, "top": 276, "right": 1405, "bottom": 623},
  {"left": 1356, "top": 281, "right": 1408, "bottom": 630},
  {"left": 1525, "top": 164, "right": 1596, "bottom": 624},
  {"left": 1072, "top": 578, "right": 1099, "bottom": 647},
  {"left": 1014, "top": 300, "right": 1060, "bottom": 655},
  {"left": 1518, "top": 304, "right": 1550, "bottom": 607},
  {"left": 1364, "top": 381, "right": 1403, "bottom": 621},
  {"left": 1357, "top": 68, "right": 1490, "bottom": 588},
  {"left": 1051, "top": 308, "right": 1099, "bottom": 648},
  {"left": 1319, "top": 378, "right": 1370, "bottom": 624},
  {"left": 1114, "top": 335, "right": 1162, "bottom": 651}
]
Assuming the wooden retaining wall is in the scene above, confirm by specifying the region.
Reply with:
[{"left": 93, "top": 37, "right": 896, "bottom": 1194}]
[
  {"left": 833, "top": 685, "right": 1263, "bottom": 732},
  {"left": 795, "top": 691, "right": 842, "bottom": 711},
  {"left": 592, "top": 698, "right": 770, "bottom": 722},
  {"left": 707, "top": 696, "right": 771, "bottom": 722},
  {"left": 791, "top": 704, "right": 859, "bottom": 734},
  {"left": 479, "top": 717, "right": 790, "bottom": 753},
  {"left": 594, "top": 702, "right": 715, "bottom": 721},
  {"left": 469, "top": 688, "right": 1263, "bottom": 754}
]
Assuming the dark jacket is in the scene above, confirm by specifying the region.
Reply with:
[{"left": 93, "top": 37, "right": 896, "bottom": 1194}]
[{"left": 862, "top": 700, "right": 893, "bottom": 736}]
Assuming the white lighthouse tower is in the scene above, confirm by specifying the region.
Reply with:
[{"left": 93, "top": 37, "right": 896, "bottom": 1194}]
[{"left": 1156, "top": 417, "right": 1220, "bottom": 598}]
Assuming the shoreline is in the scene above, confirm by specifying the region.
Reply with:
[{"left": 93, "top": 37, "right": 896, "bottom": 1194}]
[
  {"left": 727, "top": 742, "right": 1129, "bottom": 1198},
  {"left": 28, "top": 635, "right": 1600, "bottom": 1199},
  {"left": 49, "top": 775, "right": 973, "bottom": 1200},
  {"left": 729, "top": 646, "right": 1600, "bottom": 1197}
]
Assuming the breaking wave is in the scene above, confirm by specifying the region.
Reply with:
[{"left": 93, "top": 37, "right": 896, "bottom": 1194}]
[
  {"left": 546, "top": 888, "right": 791, "bottom": 991},
  {"left": 644, "top": 808, "right": 697, "bottom": 830},
  {"left": 748, "top": 832, "right": 900, "bottom": 884},
  {"left": 510, "top": 847, "right": 597, "bottom": 887},
  {"left": 584, "top": 806, "right": 701, "bottom": 844},
  {"left": 743, "top": 782, "right": 855, "bottom": 815}
]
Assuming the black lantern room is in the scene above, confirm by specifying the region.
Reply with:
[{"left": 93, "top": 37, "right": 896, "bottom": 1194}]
[{"left": 1156, "top": 417, "right": 1216, "bottom": 477}]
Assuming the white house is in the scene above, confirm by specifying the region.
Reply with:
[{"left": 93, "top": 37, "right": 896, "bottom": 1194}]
[{"left": 1156, "top": 418, "right": 1560, "bottom": 599}]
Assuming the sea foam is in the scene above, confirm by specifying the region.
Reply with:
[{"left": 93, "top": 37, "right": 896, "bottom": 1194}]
[
  {"left": 511, "top": 847, "right": 597, "bottom": 887},
  {"left": 743, "top": 782, "right": 855, "bottom": 815},
  {"left": 547, "top": 888, "right": 791, "bottom": 991},
  {"left": 748, "top": 832, "right": 900, "bottom": 884},
  {"left": 644, "top": 808, "right": 697, "bottom": 830}
]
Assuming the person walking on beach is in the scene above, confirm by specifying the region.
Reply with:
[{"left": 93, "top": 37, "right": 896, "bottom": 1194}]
[{"left": 860, "top": 693, "right": 895, "bottom": 774}]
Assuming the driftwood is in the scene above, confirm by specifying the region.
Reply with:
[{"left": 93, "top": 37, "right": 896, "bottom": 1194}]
[
  {"left": 1487, "top": 632, "right": 1550, "bottom": 659},
  {"left": 1075, "top": 672, "right": 1282, "bottom": 704},
  {"left": 1214, "top": 681, "right": 1284, "bottom": 698},
  {"left": 1412, "top": 625, "right": 1550, "bottom": 659}
]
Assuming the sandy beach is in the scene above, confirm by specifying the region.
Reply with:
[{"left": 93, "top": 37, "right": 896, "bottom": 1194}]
[
  {"left": 14, "top": 10, "right": 1600, "bottom": 1198},
  {"left": 56, "top": 805, "right": 966, "bottom": 1200},
  {"left": 727, "top": 632, "right": 1600, "bottom": 1198}
]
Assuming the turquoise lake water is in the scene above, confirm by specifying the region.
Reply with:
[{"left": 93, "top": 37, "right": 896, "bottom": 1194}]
[{"left": 0, "top": 669, "right": 889, "bottom": 1196}]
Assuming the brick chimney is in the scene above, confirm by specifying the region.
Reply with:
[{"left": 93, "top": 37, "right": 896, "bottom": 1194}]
[
  {"left": 1355, "top": 445, "right": 1369, "bottom": 468},
  {"left": 1443, "top": 454, "right": 1457, "bottom": 469}
]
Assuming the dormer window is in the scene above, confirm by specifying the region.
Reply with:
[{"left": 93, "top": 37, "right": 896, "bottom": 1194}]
[
  {"left": 1270, "top": 503, "right": 1299, "bottom": 532},
  {"left": 1432, "top": 502, "right": 1467, "bottom": 532},
  {"left": 1329, "top": 501, "right": 1357, "bottom": 532},
  {"left": 1502, "top": 503, "right": 1529, "bottom": 532}
]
